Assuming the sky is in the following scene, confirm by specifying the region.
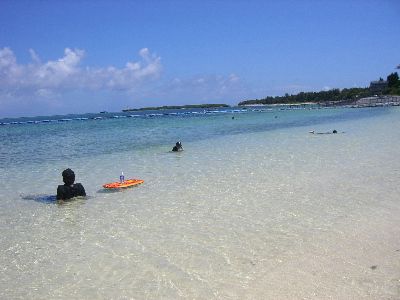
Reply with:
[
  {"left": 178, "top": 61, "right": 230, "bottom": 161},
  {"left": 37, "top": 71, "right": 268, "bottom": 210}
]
[{"left": 1, "top": 0, "right": 399, "bottom": 118}]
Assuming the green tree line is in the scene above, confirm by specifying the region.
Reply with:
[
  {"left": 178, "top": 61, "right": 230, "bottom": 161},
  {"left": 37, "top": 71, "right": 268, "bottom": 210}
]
[
  {"left": 239, "top": 71, "right": 400, "bottom": 106},
  {"left": 384, "top": 72, "right": 400, "bottom": 95},
  {"left": 238, "top": 88, "right": 370, "bottom": 106}
]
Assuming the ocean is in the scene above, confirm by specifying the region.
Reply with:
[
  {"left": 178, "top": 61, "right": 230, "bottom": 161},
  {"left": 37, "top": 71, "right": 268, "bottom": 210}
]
[{"left": 0, "top": 106, "right": 399, "bottom": 299}]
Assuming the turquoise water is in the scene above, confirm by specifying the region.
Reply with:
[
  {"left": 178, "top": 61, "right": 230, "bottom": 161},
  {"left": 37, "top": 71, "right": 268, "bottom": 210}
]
[{"left": 0, "top": 106, "right": 399, "bottom": 299}]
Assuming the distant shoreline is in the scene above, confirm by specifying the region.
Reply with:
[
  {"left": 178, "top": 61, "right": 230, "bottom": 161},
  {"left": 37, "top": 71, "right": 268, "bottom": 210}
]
[
  {"left": 122, "top": 103, "right": 230, "bottom": 112},
  {"left": 122, "top": 102, "right": 320, "bottom": 112},
  {"left": 241, "top": 102, "right": 318, "bottom": 107}
]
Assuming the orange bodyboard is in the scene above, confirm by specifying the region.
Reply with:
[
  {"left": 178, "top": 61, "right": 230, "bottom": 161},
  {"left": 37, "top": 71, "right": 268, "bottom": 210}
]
[{"left": 103, "top": 179, "right": 144, "bottom": 188}]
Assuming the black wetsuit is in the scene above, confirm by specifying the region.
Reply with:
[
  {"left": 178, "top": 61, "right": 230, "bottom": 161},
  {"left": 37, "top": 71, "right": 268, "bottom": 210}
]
[
  {"left": 56, "top": 183, "right": 86, "bottom": 200},
  {"left": 172, "top": 145, "right": 184, "bottom": 151}
]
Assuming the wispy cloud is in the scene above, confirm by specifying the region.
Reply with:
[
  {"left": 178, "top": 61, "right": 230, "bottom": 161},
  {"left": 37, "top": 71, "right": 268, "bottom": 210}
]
[{"left": 161, "top": 73, "right": 244, "bottom": 102}]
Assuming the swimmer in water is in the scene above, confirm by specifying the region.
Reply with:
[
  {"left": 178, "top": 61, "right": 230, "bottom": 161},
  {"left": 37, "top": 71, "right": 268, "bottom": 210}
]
[
  {"left": 56, "top": 168, "right": 86, "bottom": 203},
  {"left": 310, "top": 129, "right": 343, "bottom": 134},
  {"left": 172, "top": 141, "right": 184, "bottom": 152}
]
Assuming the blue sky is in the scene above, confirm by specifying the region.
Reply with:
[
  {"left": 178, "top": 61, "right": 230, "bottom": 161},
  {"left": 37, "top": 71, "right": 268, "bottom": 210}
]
[{"left": 1, "top": 0, "right": 399, "bottom": 118}]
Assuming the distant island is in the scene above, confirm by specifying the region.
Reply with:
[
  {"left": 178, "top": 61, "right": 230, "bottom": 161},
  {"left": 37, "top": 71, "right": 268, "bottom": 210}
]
[{"left": 122, "top": 103, "right": 230, "bottom": 112}]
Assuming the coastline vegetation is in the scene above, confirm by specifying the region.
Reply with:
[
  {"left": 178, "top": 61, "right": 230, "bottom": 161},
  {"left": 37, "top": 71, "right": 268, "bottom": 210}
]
[
  {"left": 238, "top": 88, "right": 370, "bottom": 106},
  {"left": 121, "top": 70, "right": 400, "bottom": 111},
  {"left": 239, "top": 71, "right": 400, "bottom": 106},
  {"left": 384, "top": 71, "right": 400, "bottom": 95}
]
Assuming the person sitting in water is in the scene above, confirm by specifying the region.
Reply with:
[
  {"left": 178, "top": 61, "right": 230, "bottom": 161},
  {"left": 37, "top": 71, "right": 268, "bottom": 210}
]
[
  {"left": 310, "top": 130, "right": 341, "bottom": 134},
  {"left": 172, "top": 141, "right": 184, "bottom": 152},
  {"left": 56, "top": 168, "right": 86, "bottom": 202}
]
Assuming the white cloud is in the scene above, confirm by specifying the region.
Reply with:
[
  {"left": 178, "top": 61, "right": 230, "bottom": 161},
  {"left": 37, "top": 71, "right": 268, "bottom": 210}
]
[
  {"left": 29, "top": 49, "right": 40, "bottom": 63},
  {"left": 0, "top": 47, "right": 250, "bottom": 117},
  {"left": 0, "top": 47, "right": 16, "bottom": 67},
  {"left": 0, "top": 47, "right": 162, "bottom": 94},
  {"left": 0, "top": 47, "right": 163, "bottom": 117}
]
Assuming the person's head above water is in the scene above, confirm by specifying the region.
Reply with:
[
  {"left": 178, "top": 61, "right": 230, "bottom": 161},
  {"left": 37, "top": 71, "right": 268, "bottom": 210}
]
[
  {"left": 172, "top": 141, "right": 184, "bottom": 151},
  {"left": 62, "top": 168, "right": 75, "bottom": 185}
]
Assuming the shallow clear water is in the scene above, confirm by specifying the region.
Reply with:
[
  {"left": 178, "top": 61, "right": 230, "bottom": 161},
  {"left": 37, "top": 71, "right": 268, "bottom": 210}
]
[{"left": 0, "top": 106, "right": 399, "bottom": 299}]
